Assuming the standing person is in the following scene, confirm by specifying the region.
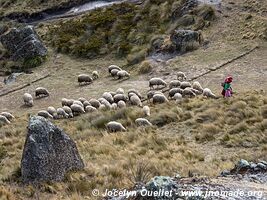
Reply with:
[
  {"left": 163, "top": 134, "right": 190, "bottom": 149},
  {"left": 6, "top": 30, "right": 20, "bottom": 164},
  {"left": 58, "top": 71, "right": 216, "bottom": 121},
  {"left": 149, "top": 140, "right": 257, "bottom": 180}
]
[{"left": 221, "top": 76, "right": 233, "bottom": 97}]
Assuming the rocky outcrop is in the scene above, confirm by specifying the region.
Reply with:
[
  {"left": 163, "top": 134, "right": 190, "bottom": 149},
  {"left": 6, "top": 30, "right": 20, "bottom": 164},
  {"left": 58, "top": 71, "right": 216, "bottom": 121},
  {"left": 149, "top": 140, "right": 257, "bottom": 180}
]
[
  {"left": 0, "top": 26, "right": 47, "bottom": 62},
  {"left": 21, "top": 116, "right": 84, "bottom": 183}
]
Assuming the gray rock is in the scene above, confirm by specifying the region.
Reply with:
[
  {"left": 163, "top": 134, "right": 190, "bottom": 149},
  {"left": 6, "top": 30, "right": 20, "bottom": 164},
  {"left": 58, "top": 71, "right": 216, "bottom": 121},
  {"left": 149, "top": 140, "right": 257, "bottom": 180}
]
[
  {"left": 21, "top": 116, "right": 84, "bottom": 183},
  {"left": 237, "top": 159, "right": 250, "bottom": 169},
  {"left": 146, "top": 176, "right": 178, "bottom": 191},
  {"left": 0, "top": 26, "right": 47, "bottom": 62}
]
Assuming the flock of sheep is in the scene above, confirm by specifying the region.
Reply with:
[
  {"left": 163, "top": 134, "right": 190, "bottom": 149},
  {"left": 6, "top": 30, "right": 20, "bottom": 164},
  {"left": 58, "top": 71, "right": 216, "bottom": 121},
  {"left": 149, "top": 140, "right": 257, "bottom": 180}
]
[{"left": 0, "top": 65, "right": 217, "bottom": 132}]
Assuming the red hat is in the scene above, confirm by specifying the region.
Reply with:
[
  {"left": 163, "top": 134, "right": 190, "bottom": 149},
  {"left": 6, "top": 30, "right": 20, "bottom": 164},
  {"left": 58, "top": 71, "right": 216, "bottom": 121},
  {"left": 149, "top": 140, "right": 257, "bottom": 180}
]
[{"left": 225, "top": 76, "right": 233, "bottom": 83}]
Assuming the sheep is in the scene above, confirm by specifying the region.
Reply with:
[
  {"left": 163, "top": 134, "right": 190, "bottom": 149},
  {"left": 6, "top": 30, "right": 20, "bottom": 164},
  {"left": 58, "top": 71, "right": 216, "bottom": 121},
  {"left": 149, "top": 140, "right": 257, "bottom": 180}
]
[
  {"left": 118, "top": 100, "right": 126, "bottom": 108},
  {"left": 203, "top": 88, "right": 217, "bottom": 99},
  {"left": 47, "top": 106, "right": 57, "bottom": 118},
  {"left": 37, "top": 110, "right": 53, "bottom": 119},
  {"left": 135, "top": 118, "right": 153, "bottom": 127},
  {"left": 111, "top": 103, "right": 118, "bottom": 110},
  {"left": 169, "top": 80, "right": 181, "bottom": 89},
  {"left": 152, "top": 94, "right": 169, "bottom": 104},
  {"left": 83, "top": 101, "right": 91, "bottom": 107},
  {"left": 114, "top": 94, "right": 128, "bottom": 103},
  {"left": 191, "top": 88, "right": 203, "bottom": 95},
  {"left": 149, "top": 78, "right": 167, "bottom": 89},
  {"left": 102, "top": 92, "right": 114, "bottom": 104},
  {"left": 117, "top": 70, "right": 130, "bottom": 79},
  {"left": 89, "top": 99, "right": 101, "bottom": 108},
  {"left": 78, "top": 97, "right": 87, "bottom": 103},
  {"left": 147, "top": 90, "right": 155, "bottom": 102},
  {"left": 128, "top": 89, "right": 142, "bottom": 99},
  {"left": 23, "top": 93, "right": 33, "bottom": 107},
  {"left": 99, "top": 98, "right": 112, "bottom": 109},
  {"left": 35, "top": 87, "right": 49, "bottom": 98},
  {"left": 173, "top": 93, "right": 182, "bottom": 101},
  {"left": 63, "top": 106, "right": 74, "bottom": 118},
  {"left": 62, "top": 98, "right": 74, "bottom": 107},
  {"left": 130, "top": 94, "right": 142, "bottom": 107},
  {"left": 106, "top": 121, "right": 126, "bottom": 132},
  {"left": 143, "top": 106, "right": 150, "bottom": 117},
  {"left": 99, "top": 104, "right": 107, "bottom": 111},
  {"left": 177, "top": 71, "right": 187, "bottom": 81},
  {"left": 0, "top": 112, "right": 14, "bottom": 121},
  {"left": 57, "top": 108, "right": 69, "bottom": 119},
  {"left": 110, "top": 69, "right": 120, "bottom": 78},
  {"left": 192, "top": 81, "right": 203, "bottom": 92},
  {"left": 0, "top": 115, "right": 11, "bottom": 124},
  {"left": 183, "top": 88, "right": 196, "bottom": 98},
  {"left": 92, "top": 71, "right": 99, "bottom": 80},
  {"left": 108, "top": 65, "right": 122, "bottom": 73},
  {"left": 73, "top": 100, "right": 84, "bottom": 108},
  {"left": 169, "top": 88, "right": 184, "bottom": 99},
  {"left": 109, "top": 91, "right": 117, "bottom": 97},
  {"left": 180, "top": 81, "right": 192, "bottom": 89},
  {"left": 78, "top": 74, "right": 93, "bottom": 85},
  {"left": 85, "top": 105, "right": 98, "bottom": 113},
  {"left": 71, "top": 104, "right": 85, "bottom": 114},
  {"left": 116, "top": 88, "right": 125, "bottom": 94}
]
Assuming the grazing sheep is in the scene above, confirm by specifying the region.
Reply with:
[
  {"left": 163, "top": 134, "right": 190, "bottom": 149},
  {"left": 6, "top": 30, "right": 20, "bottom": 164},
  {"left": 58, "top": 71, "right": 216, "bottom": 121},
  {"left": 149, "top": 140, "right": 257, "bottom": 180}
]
[
  {"left": 83, "top": 101, "right": 91, "bottom": 107},
  {"left": 147, "top": 91, "right": 155, "bottom": 102},
  {"left": 99, "top": 98, "right": 112, "bottom": 109},
  {"left": 73, "top": 100, "right": 84, "bottom": 107},
  {"left": 173, "top": 93, "right": 182, "bottom": 101},
  {"left": 149, "top": 78, "right": 167, "bottom": 89},
  {"left": 191, "top": 88, "right": 203, "bottom": 95},
  {"left": 57, "top": 108, "right": 69, "bottom": 119},
  {"left": 37, "top": 110, "right": 53, "bottom": 119},
  {"left": 182, "top": 88, "right": 196, "bottom": 97},
  {"left": 63, "top": 106, "right": 74, "bottom": 118},
  {"left": 71, "top": 104, "right": 85, "bottom": 114},
  {"left": 47, "top": 106, "right": 57, "bottom": 118},
  {"left": 78, "top": 97, "right": 87, "bottom": 103},
  {"left": 130, "top": 94, "right": 142, "bottom": 107},
  {"left": 92, "top": 71, "right": 99, "bottom": 80},
  {"left": 106, "top": 121, "right": 126, "bottom": 132},
  {"left": 108, "top": 65, "right": 122, "bottom": 73},
  {"left": 152, "top": 94, "right": 169, "bottom": 104},
  {"left": 114, "top": 94, "right": 128, "bottom": 103},
  {"left": 0, "top": 115, "right": 11, "bottom": 124},
  {"left": 128, "top": 89, "right": 142, "bottom": 99},
  {"left": 116, "top": 88, "right": 125, "bottom": 94},
  {"left": 143, "top": 106, "right": 150, "bottom": 117},
  {"left": 180, "top": 81, "right": 192, "bottom": 89},
  {"left": 85, "top": 105, "right": 98, "bottom": 113},
  {"left": 99, "top": 104, "right": 107, "bottom": 111},
  {"left": 111, "top": 103, "right": 118, "bottom": 110},
  {"left": 177, "top": 71, "right": 187, "bottom": 81},
  {"left": 35, "top": 87, "right": 49, "bottom": 98},
  {"left": 169, "top": 88, "right": 184, "bottom": 98},
  {"left": 89, "top": 99, "right": 101, "bottom": 108},
  {"left": 110, "top": 69, "right": 120, "bottom": 78},
  {"left": 103, "top": 92, "right": 114, "bottom": 104},
  {"left": 118, "top": 100, "right": 126, "bottom": 108},
  {"left": 135, "top": 118, "right": 153, "bottom": 127},
  {"left": 192, "top": 81, "right": 203, "bottom": 92},
  {"left": 169, "top": 80, "right": 181, "bottom": 89},
  {"left": 62, "top": 98, "right": 74, "bottom": 107},
  {"left": 117, "top": 70, "right": 130, "bottom": 79},
  {"left": 23, "top": 93, "right": 33, "bottom": 107},
  {"left": 0, "top": 112, "right": 14, "bottom": 121},
  {"left": 203, "top": 88, "right": 217, "bottom": 99},
  {"left": 78, "top": 74, "right": 93, "bottom": 85},
  {"left": 109, "top": 91, "right": 117, "bottom": 97}
]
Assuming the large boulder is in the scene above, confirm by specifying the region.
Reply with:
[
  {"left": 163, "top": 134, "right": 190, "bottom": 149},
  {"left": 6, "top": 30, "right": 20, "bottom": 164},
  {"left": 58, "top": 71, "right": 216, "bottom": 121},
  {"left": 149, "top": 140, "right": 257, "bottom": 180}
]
[
  {"left": 21, "top": 116, "right": 84, "bottom": 183},
  {"left": 0, "top": 26, "right": 47, "bottom": 62}
]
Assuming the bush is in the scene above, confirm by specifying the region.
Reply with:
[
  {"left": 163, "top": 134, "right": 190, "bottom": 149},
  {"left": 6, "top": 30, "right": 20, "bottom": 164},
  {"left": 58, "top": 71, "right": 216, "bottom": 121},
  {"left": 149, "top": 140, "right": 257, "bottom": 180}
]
[
  {"left": 138, "top": 60, "right": 152, "bottom": 74},
  {"left": 22, "top": 56, "right": 45, "bottom": 69}
]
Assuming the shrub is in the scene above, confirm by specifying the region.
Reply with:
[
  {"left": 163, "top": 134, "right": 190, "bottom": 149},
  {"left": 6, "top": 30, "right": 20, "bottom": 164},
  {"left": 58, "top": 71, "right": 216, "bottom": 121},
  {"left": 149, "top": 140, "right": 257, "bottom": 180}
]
[
  {"left": 138, "top": 60, "right": 152, "bottom": 74},
  {"left": 22, "top": 56, "right": 45, "bottom": 69}
]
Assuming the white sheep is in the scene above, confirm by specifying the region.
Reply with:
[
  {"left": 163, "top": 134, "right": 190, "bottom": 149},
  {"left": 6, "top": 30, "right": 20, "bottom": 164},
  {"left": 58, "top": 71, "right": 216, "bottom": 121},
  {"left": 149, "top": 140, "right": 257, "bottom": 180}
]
[
  {"left": 99, "top": 104, "right": 107, "bottom": 111},
  {"left": 37, "top": 110, "right": 53, "bottom": 119},
  {"left": 192, "top": 81, "right": 203, "bottom": 92},
  {"left": 191, "top": 88, "right": 203, "bottom": 95},
  {"left": 169, "top": 88, "right": 183, "bottom": 98},
  {"left": 89, "top": 99, "right": 101, "bottom": 108},
  {"left": 110, "top": 69, "right": 120, "bottom": 78},
  {"left": 35, "top": 87, "right": 49, "bottom": 98},
  {"left": 0, "top": 112, "right": 14, "bottom": 121},
  {"left": 71, "top": 104, "right": 85, "bottom": 114},
  {"left": 169, "top": 80, "right": 181, "bottom": 89},
  {"left": 177, "top": 71, "right": 187, "bottom": 81},
  {"left": 102, "top": 92, "right": 114, "bottom": 104},
  {"left": 85, "top": 105, "right": 98, "bottom": 113},
  {"left": 23, "top": 93, "right": 33, "bottom": 107},
  {"left": 108, "top": 65, "right": 122, "bottom": 73},
  {"left": 116, "top": 88, "right": 125, "bottom": 94},
  {"left": 117, "top": 70, "right": 130, "bottom": 79},
  {"left": 78, "top": 74, "right": 93, "bottom": 85},
  {"left": 135, "top": 118, "right": 153, "bottom": 127},
  {"left": 106, "top": 121, "right": 126, "bottom": 132},
  {"left": 183, "top": 88, "right": 196, "bottom": 98},
  {"left": 180, "top": 81, "right": 192, "bottom": 89},
  {"left": 130, "top": 94, "right": 142, "bottom": 107},
  {"left": 57, "top": 108, "right": 69, "bottom": 119},
  {"left": 203, "top": 88, "right": 217, "bottom": 99},
  {"left": 63, "top": 106, "right": 74, "bottom": 118},
  {"left": 143, "top": 106, "right": 150, "bottom": 117},
  {"left": 111, "top": 103, "right": 118, "bottom": 110},
  {"left": 109, "top": 91, "right": 117, "bottom": 97},
  {"left": 147, "top": 90, "right": 155, "bottom": 102},
  {"left": 47, "top": 106, "right": 57, "bottom": 118},
  {"left": 114, "top": 94, "right": 128, "bottom": 103},
  {"left": 152, "top": 94, "right": 169, "bottom": 104},
  {"left": 78, "top": 97, "right": 87, "bottom": 103},
  {"left": 0, "top": 115, "right": 11, "bottom": 124},
  {"left": 99, "top": 98, "right": 112, "bottom": 109},
  {"left": 128, "top": 89, "right": 142, "bottom": 99},
  {"left": 73, "top": 100, "right": 84, "bottom": 108},
  {"left": 92, "top": 71, "right": 99, "bottom": 80},
  {"left": 62, "top": 98, "right": 74, "bottom": 107},
  {"left": 83, "top": 101, "right": 91, "bottom": 107},
  {"left": 118, "top": 100, "right": 126, "bottom": 108},
  {"left": 173, "top": 93, "right": 183, "bottom": 102},
  {"left": 149, "top": 78, "right": 167, "bottom": 89}
]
